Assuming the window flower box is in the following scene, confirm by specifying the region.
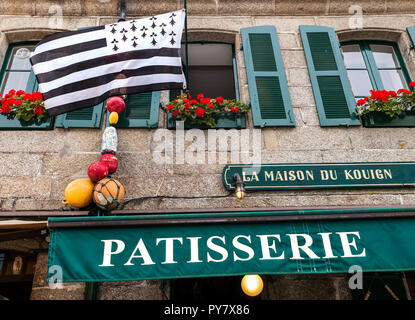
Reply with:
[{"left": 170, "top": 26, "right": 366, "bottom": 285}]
[
  {"left": 361, "top": 111, "right": 415, "bottom": 127},
  {"left": 0, "top": 89, "right": 53, "bottom": 129},
  {"left": 356, "top": 83, "right": 415, "bottom": 128},
  {"left": 0, "top": 113, "right": 53, "bottom": 129},
  {"left": 167, "top": 111, "right": 246, "bottom": 129},
  {"left": 164, "top": 93, "right": 249, "bottom": 129}
]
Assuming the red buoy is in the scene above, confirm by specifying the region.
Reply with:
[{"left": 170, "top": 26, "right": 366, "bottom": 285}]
[
  {"left": 100, "top": 154, "right": 118, "bottom": 174},
  {"left": 106, "top": 96, "right": 125, "bottom": 114},
  {"left": 87, "top": 161, "right": 109, "bottom": 183}
]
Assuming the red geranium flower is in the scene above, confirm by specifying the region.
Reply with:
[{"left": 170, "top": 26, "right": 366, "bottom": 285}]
[
  {"left": 190, "top": 100, "right": 198, "bottom": 104},
  {"left": 172, "top": 110, "right": 179, "bottom": 118},
  {"left": 0, "top": 105, "right": 10, "bottom": 114},
  {"left": 230, "top": 107, "right": 239, "bottom": 113},
  {"left": 370, "top": 90, "right": 390, "bottom": 102},
  {"left": 32, "top": 92, "right": 43, "bottom": 101},
  {"left": 409, "top": 81, "right": 415, "bottom": 88},
  {"left": 195, "top": 107, "right": 205, "bottom": 117},
  {"left": 397, "top": 89, "right": 411, "bottom": 95},
  {"left": 356, "top": 97, "right": 368, "bottom": 106},
  {"left": 7, "top": 98, "right": 16, "bottom": 105},
  {"left": 200, "top": 98, "right": 211, "bottom": 104},
  {"left": 216, "top": 96, "right": 224, "bottom": 104},
  {"left": 166, "top": 104, "right": 175, "bottom": 111},
  {"left": 207, "top": 104, "right": 214, "bottom": 109},
  {"left": 197, "top": 94, "right": 204, "bottom": 100},
  {"left": 23, "top": 93, "right": 34, "bottom": 102},
  {"left": 33, "top": 105, "right": 43, "bottom": 115},
  {"left": 16, "top": 90, "right": 25, "bottom": 96}
]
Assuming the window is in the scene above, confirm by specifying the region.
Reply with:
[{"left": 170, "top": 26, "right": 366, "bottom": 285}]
[
  {"left": 341, "top": 41, "right": 411, "bottom": 101},
  {"left": 1, "top": 45, "right": 34, "bottom": 95},
  {"left": 167, "top": 41, "right": 246, "bottom": 129},
  {"left": 184, "top": 43, "right": 237, "bottom": 100},
  {"left": 0, "top": 42, "right": 54, "bottom": 129}
]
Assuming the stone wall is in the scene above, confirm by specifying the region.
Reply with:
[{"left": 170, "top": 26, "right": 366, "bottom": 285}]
[
  {"left": 30, "top": 253, "right": 86, "bottom": 300},
  {"left": 0, "top": 0, "right": 414, "bottom": 300},
  {"left": 2, "top": 0, "right": 415, "bottom": 17}
]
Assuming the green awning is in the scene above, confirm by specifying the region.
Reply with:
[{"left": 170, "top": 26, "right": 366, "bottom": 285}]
[{"left": 47, "top": 207, "right": 415, "bottom": 283}]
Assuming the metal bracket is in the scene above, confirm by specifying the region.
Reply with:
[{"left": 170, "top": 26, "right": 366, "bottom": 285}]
[{"left": 118, "top": 0, "right": 126, "bottom": 22}]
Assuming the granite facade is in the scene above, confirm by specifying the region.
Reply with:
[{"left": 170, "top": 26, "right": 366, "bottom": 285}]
[{"left": 0, "top": 0, "right": 414, "bottom": 300}]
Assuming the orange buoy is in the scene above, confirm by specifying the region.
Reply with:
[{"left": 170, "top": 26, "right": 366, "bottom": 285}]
[{"left": 93, "top": 178, "right": 125, "bottom": 210}]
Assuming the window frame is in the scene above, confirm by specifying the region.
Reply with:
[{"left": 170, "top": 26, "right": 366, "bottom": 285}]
[
  {"left": 182, "top": 41, "right": 240, "bottom": 101},
  {"left": 0, "top": 41, "right": 54, "bottom": 130},
  {"left": 341, "top": 40, "right": 411, "bottom": 97}
]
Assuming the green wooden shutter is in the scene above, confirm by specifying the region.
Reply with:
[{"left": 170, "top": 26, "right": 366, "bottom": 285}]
[
  {"left": 241, "top": 26, "right": 295, "bottom": 127},
  {"left": 108, "top": 91, "right": 160, "bottom": 128},
  {"left": 300, "top": 25, "right": 360, "bottom": 126},
  {"left": 55, "top": 26, "right": 104, "bottom": 128},
  {"left": 407, "top": 26, "right": 415, "bottom": 48},
  {"left": 55, "top": 102, "right": 104, "bottom": 128}
]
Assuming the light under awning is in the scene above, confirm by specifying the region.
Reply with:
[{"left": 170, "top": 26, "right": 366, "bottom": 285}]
[{"left": 47, "top": 207, "right": 415, "bottom": 283}]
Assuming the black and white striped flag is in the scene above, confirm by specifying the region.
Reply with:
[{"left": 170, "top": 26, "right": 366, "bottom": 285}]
[{"left": 30, "top": 9, "right": 186, "bottom": 116}]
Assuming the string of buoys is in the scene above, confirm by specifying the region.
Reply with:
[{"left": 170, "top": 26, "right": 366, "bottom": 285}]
[{"left": 62, "top": 96, "right": 126, "bottom": 211}]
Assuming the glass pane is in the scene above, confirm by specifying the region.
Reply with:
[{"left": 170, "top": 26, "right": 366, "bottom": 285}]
[
  {"left": 370, "top": 45, "right": 400, "bottom": 68},
  {"left": 188, "top": 67, "right": 235, "bottom": 99},
  {"left": 341, "top": 45, "right": 366, "bottom": 69},
  {"left": 182, "top": 43, "right": 235, "bottom": 99},
  {"left": 0, "top": 71, "right": 30, "bottom": 96},
  {"left": 346, "top": 70, "right": 373, "bottom": 97},
  {"left": 184, "top": 43, "right": 233, "bottom": 66},
  {"left": 379, "top": 70, "right": 408, "bottom": 91},
  {"left": 8, "top": 46, "right": 34, "bottom": 70}
]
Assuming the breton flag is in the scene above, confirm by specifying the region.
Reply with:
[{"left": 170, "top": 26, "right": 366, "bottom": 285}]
[{"left": 30, "top": 9, "right": 186, "bottom": 116}]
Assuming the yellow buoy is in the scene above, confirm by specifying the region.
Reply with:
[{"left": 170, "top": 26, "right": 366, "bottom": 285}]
[
  {"left": 62, "top": 178, "right": 94, "bottom": 208},
  {"left": 109, "top": 111, "right": 119, "bottom": 125}
]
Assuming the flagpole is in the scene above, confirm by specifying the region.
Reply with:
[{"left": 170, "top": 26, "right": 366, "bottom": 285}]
[
  {"left": 184, "top": 0, "right": 189, "bottom": 93},
  {"left": 119, "top": 0, "right": 126, "bottom": 22}
]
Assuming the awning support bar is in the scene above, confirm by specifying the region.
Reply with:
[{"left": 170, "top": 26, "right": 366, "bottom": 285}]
[{"left": 48, "top": 211, "right": 415, "bottom": 229}]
